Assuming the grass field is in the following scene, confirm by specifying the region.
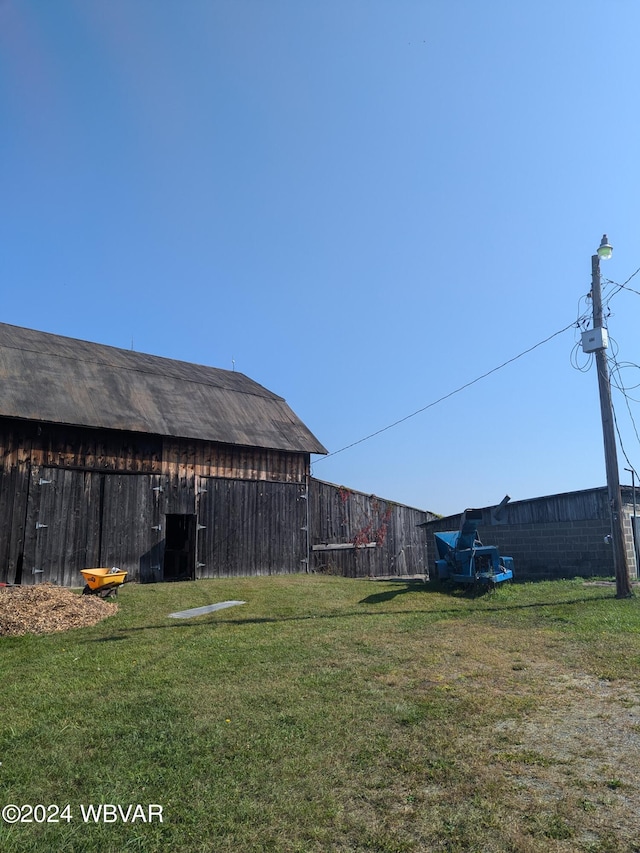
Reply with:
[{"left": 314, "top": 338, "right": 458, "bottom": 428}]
[{"left": 0, "top": 575, "right": 639, "bottom": 853}]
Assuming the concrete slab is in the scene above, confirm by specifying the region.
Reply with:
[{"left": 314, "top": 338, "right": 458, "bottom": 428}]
[{"left": 168, "top": 600, "right": 246, "bottom": 619}]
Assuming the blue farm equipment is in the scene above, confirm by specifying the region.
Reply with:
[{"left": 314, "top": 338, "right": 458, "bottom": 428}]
[{"left": 433, "top": 509, "right": 514, "bottom": 586}]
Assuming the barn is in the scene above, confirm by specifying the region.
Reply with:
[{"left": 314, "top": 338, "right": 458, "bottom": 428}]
[{"left": 0, "top": 323, "right": 327, "bottom": 587}]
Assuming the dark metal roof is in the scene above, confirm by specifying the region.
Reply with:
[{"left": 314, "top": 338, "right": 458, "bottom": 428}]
[{"left": 0, "top": 323, "right": 327, "bottom": 454}]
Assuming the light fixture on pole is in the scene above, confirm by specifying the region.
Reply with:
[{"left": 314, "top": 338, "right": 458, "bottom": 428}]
[
  {"left": 587, "top": 235, "right": 633, "bottom": 597},
  {"left": 597, "top": 234, "right": 613, "bottom": 261}
]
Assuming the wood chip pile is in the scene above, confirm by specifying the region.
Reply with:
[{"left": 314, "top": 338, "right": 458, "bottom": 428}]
[{"left": 0, "top": 584, "right": 118, "bottom": 636}]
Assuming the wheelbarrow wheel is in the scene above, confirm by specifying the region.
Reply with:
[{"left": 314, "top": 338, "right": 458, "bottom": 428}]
[
  {"left": 82, "top": 584, "right": 92, "bottom": 595},
  {"left": 97, "top": 585, "right": 118, "bottom": 599}
]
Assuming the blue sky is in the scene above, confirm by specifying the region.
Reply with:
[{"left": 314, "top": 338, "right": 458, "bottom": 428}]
[{"left": 1, "top": 0, "right": 639, "bottom": 515}]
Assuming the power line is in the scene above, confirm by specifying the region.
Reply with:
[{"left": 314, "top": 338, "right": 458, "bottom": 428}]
[
  {"left": 312, "top": 263, "right": 638, "bottom": 468},
  {"left": 314, "top": 320, "right": 578, "bottom": 464},
  {"left": 602, "top": 265, "right": 640, "bottom": 299},
  {"left": 616, "top": 281, "right": 640, "bottom": 298},
  {"left": 611, "top": 396, "right": 638, "bottom": 479},
  {"left": 609, "top": 352, "right": 640, "bottom": 448},
  {"left": 610, "top": 360, "right": 640, "bottom": 394},
  {"left": 570, "top": 340, "right": 592, "bottom": 373}
]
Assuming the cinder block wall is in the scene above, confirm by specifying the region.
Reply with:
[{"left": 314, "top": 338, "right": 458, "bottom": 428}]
[{"left": 423, "top": 488, "right": 638, "bottom": 582}]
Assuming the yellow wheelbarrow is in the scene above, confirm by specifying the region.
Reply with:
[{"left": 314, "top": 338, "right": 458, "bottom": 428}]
[{"left": 80, "top": 568, "right": 128, "bottom": 598}]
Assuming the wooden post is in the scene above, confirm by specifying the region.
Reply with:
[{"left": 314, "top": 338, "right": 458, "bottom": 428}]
[{"left": 591, "top": 251, "right": 633, "bottom": 597}]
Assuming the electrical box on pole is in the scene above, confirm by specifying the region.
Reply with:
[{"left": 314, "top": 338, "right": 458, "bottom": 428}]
[{"left": 581, "top": 327, "right": 609, "bottom": 353}]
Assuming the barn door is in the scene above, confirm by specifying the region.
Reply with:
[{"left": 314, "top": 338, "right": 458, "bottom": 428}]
[
  {"left": 0, "top": 462, "right": 33, "bottom": 584},
  {"left": 22, "top": 467, "right": 101, "bottom": 586},
  {"left": 16, "top": 469, "right": 166, "bottom": 585},
  {"left": 195, "top": 477, "right": 308, "bottom": 578},
  {"left": 99, "top": 473, "right": 165, "bottom": 582}
]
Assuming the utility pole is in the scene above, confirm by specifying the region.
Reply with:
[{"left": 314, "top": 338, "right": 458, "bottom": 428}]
[{"left": 590, "top": 236, "right": 633, "bottom": 597}]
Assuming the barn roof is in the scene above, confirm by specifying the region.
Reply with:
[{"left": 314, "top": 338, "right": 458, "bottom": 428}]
[{"left": 0, "top": 323, "right": 327, "bottom": 454}]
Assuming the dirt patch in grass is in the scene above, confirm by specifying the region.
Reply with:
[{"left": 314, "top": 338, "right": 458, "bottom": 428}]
[
  {"left": 487, "top": 670, "right": 640, "bottom": 849},
  {"left": 0, "top": 584, "right": 117, "bottom": 636},
  {"left": 367, "top": 623, "right": 640, "bottom": 852}
]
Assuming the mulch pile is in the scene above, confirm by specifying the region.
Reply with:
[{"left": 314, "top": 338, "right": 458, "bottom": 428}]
[{"left": 0, "top": 584, "right": 118, "bottom": 637}]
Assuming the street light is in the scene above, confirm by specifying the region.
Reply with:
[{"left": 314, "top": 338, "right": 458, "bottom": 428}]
[
  {"left": 588, "top": 235, "right": 633, "bottom": 597},
  {"left": 597, "top": 234, "right": 613, "bottom": 261}
]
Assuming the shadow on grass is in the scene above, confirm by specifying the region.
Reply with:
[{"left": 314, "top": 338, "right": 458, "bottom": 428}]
[
  {"left": 359, "top": 579, "right": 509, "bottom": 604},
  {"left": 84, "top": 586, "right": 615, "bottom": 640},
  {"left": 90, "top": 635, "right": 133, "bottom": 642},
  {"left": 358, "top": 579, "right": 429, "bottom": 605},
  {"left": 357, "top": 576, "right": 630, "bottom": 603}
]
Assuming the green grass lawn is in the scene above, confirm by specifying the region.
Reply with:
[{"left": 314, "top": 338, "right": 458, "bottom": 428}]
[{"left": 1, "top": 575, "right": 639, "bottom": 853}]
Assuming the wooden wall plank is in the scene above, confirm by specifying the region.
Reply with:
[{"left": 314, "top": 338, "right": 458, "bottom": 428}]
[
  {"left": 194, "top": 478, "right": 306, "bottom": 578},
  {"left": 0, "top": 417, "right": 313, "bottom": 586},
  {"left": 309, "top": 479, "right": 429, "bottom": 577},
  {"left": 100, "top": 473, "right": 159, "bottom": 580},
  {"left": 0, "top": 464, "right": 30, "bottom": 584}
]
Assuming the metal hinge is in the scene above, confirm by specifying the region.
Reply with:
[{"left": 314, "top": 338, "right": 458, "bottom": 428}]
[
  {"left": 152, "top": 524, "right": 162, "bottom": 532},
  {"left": 38, "top": 478, "right": 52, "bottom": 486},
  {"left": 35, "top": 522, "right": 48, "bottom": 530}
]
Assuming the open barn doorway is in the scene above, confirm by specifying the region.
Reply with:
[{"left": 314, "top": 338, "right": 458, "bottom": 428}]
[{"left": 163, "top": 514, "right": 196, "bottom": 581}]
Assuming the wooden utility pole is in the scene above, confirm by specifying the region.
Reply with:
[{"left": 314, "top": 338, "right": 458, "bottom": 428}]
[{"left": 591, "top": 240, "right": 633, "bottom": 597}]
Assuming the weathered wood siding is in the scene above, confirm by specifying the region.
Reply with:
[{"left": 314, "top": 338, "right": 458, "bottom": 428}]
[
  {"left": 0, "top": 418, "right": 310, "bottom": 586},
  {"left": 195, "top": 478, "right": 307, "bottom": 578},
  {"left": 24, "top": 467, "right": 101, "bottom": 587},
  {"left": 0, "top": 463, "right": 31, "bottom": 583},
  {"left": 309, "top": 479, "right": 432, "bottom": 577},
  {"left": 0, "top": 421, "right": 307, "bottom": 481}
]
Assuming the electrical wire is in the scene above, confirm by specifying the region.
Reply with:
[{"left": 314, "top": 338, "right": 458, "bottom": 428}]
[
  {"left": 606, "top": 335, "right": 620, "bottom": 361},
  {"left": 605, "top": 264, "right": 640, "bottom": 289},
  {"left": 609, "top": 351, "right": 640, "bottom": 447},
  {"left": 611, "top": 396, "right": 639, "bottom": 480},
  {"left": 570, "top": 340, "right": 592, "bottom": 373},
  {"left": 610, "top": 360, "right": 640, "bottom": 393},
  {"left": 313, "top": 262, "right": 639, "bottom": 467},
  {"left": 575, "top": 294, "right": 592, "bottom": 331},
  {"left": 313, "top": 321, "right": 578, "bottom": 464},
  {"left": 602, "top": 265, "right": 640, "bottom": 304},
  {"left": 617, "top": 282, "right": 640, "bottom": 297}
]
